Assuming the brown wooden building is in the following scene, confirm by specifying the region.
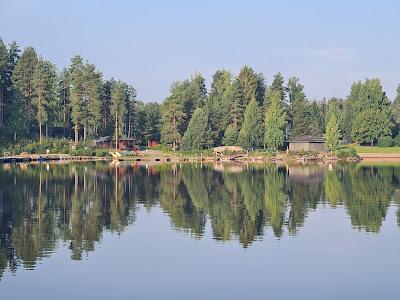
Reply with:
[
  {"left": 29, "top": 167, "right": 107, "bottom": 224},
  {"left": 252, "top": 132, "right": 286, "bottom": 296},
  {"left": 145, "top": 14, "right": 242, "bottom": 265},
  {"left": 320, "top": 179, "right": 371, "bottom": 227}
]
[
  {"left": 288, "top": 135, "right": 327, "bottom": 152},
  {"left": 92, "top": 137, "right": 139, "bottom": 151}
]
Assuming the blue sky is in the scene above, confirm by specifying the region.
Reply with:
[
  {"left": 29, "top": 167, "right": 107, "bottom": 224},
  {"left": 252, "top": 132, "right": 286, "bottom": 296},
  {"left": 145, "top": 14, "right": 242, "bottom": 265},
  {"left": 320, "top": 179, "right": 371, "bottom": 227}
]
[{"left": 1, "top": 0, "right": 399, "bottom": 101}]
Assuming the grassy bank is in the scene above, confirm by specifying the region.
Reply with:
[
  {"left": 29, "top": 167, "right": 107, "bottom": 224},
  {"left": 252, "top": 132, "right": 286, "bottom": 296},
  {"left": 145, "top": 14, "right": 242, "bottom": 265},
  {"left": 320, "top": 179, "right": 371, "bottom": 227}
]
[{"left": 0, "top": 139, "right": 111, "bottom": 157}]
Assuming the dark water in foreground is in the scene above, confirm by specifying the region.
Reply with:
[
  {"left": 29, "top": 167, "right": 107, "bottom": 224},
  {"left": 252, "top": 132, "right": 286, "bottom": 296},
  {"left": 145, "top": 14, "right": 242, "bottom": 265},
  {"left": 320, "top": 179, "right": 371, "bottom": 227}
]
[{"left": 0, "top": 162, "right": 399, "bottom": 299}]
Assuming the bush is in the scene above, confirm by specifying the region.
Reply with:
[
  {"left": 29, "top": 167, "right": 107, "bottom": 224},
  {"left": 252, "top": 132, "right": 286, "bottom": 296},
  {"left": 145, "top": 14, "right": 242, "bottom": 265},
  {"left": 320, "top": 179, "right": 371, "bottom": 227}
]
[
  {"left": 394, "top": 135, "right": 400, "bottom": 147},
  {"left": 377, "top": 136, "right": 393, "bottom": 147},
  {"left": 334, "top": 148, "right": 357, "bottom": 158}
]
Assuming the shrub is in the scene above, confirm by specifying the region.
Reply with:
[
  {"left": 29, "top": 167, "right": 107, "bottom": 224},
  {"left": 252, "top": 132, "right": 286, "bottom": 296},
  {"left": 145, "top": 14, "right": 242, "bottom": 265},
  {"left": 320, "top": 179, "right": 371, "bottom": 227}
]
[
  {"left": 377, "top": 136, "right": 393, "bottom": 147},
  {"left": 394, "top": 135, "right": 400, "bottom": 147},
  {"left": 95, "top": 149, "right": 110, "bottom": 157},
  {"left": 334, "top": 148, "right": 357, "bottom": 158}
]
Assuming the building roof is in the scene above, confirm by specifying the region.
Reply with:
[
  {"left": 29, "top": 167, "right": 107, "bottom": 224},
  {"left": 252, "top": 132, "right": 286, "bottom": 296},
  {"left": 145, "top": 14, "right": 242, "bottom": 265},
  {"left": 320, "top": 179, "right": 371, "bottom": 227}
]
[{"left": 287, "top": 135, "right": 325, "bottom": 143}]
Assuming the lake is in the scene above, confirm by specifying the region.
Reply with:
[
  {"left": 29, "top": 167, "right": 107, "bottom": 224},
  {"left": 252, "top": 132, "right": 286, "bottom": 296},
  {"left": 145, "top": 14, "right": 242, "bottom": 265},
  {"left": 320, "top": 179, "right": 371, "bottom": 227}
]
[{"left": 0, "top": 161, "right": 399, "bottom": 299}]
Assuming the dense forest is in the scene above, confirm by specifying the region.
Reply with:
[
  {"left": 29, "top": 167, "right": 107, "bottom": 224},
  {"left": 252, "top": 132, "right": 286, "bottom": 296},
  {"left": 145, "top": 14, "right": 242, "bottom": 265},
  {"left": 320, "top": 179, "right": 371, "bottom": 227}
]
[{"left": 1, "top": 37, "right": 400, "bottom": 149}]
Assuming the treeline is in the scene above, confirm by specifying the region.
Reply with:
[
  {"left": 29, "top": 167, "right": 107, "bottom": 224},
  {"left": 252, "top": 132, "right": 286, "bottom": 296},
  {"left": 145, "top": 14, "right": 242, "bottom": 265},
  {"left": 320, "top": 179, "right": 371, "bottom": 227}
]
[
  {"left": 1, "top": 37, "right": 400, "bottom": 149},
  {"left": 0, "top": 38, "right": 161, "bottom": 145}
]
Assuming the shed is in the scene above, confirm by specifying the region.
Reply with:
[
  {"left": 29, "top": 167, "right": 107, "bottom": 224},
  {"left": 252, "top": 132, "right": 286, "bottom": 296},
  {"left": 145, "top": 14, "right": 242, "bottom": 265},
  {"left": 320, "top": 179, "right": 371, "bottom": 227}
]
[{"left": 287, "top": 135, "right": 327, "bottom": 152}]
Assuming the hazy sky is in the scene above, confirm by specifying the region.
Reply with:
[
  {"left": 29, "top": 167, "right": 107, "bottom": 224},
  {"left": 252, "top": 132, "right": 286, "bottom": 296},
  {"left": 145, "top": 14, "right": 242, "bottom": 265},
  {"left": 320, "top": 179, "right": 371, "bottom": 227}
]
[{"left": 1, "top": 0, "right": 399, "bottom": 101}]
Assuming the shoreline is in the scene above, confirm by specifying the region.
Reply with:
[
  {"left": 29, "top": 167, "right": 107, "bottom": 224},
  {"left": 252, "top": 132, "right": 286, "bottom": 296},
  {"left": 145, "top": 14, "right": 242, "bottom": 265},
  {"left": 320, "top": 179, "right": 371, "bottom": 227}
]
[{"left": 2, "top": 151, "right": 400, "bottom": 163}]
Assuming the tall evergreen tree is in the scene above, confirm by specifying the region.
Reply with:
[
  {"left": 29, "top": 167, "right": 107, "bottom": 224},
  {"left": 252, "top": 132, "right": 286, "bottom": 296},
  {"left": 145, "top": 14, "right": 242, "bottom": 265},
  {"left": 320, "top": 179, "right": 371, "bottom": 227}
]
[
  {"left": 82, "top": 63, "right": 102, "bottom": 141},
  {"left": 286, "top": 77, "right": 311, "bottom": 137},
  {"left": 142, "top": 102, "right": 161, "bottom": 144},
  {"left": 124, "top": 84, "right": 138, "bottom": 139},
  {"left": 57, "top": 68, "right": 70, "bottom": 136},
  {"left": 0, "top": 38, "right": 7, "bottom": 127},
  {"left": 182, "top": 106, "right": 212, "bottom": 150},
  {"left": 161, "top": 82, "right": 188, "bottom": 150},
  {"left": 264, "top": 90, "right": 287, "bottom": 149},
  {"left": 237, "top": 98, "right": 264, "bottom": 149},
  {"left": 207, "top": 70, "right": 232, "bottom": 145},
  {"left": 11, "top": 46, "right": 38, "bottom": 135},
  {"left": 237, "top": 66, "right": 264, "bottom": 106},
  {"left": 69, "top": 55, "right": 85, "bottom": 143},
  {"left": 264, "top": 72, "right": 286, "bottom": 109},
  {"left": 111, "top": 81, "right": 127, "bottom": 150},
  {"left": 32, "top": 57, "right": 52, "bottom": 144}
]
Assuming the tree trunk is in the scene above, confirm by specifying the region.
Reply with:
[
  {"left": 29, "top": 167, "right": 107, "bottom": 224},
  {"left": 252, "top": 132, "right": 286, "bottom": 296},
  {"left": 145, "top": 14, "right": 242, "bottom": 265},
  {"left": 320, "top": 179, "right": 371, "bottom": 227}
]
[
  {"left": 45, "top": 125, "right": 48, "bottom": 140},
  {"left": 83, "top": 124, "right": 87, "bottom": 143},
  {"left": 39, "top": 122, "right": 43, "bottom": 145},
  {"left": 0, "top": 85, "right": 3, "bottom": 127},
  {"left": 74, "top": 124, "right": 79, "bottom": 144},
  {"left": 115, "top": 112, "right": 118, "bottom": 150},
  {"left": 128, "top": 115, "right": 131, "bottom": 139},
  {"left": 173, "top": 114, "right": 176, "bottom": 151}
]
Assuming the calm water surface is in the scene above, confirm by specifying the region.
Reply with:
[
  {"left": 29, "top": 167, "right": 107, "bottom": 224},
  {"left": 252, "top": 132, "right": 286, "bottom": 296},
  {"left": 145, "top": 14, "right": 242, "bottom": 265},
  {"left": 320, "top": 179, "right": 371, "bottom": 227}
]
[{"left": 0, "top": 162, "right": 399, "bottom": 299}]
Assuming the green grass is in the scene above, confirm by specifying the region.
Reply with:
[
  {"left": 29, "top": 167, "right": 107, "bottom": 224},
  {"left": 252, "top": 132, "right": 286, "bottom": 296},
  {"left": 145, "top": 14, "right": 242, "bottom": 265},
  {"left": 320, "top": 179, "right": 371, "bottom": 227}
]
[{"left": 350, "top": 145, "right": 400, "bottom": 153}]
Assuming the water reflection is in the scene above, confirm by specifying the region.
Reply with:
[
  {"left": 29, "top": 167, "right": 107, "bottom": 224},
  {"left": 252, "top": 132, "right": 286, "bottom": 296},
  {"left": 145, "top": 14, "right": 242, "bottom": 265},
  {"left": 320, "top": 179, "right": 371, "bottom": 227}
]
[{"left": 0, "top": 161, "right": 399, "bottom": 277}]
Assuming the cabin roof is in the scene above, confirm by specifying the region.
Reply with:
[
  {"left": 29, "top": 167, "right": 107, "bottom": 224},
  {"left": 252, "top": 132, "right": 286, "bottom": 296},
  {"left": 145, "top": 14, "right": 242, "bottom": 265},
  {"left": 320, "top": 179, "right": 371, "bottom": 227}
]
[{"left": 287, "top": 135, "right": 325, "bottom": 143}]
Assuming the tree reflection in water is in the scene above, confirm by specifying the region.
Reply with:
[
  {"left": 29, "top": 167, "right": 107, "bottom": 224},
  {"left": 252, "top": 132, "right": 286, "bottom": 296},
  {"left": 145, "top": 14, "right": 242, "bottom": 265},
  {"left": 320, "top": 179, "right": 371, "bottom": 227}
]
[{"left": 0, "top": 161, "right": 399, "bottom": 277}]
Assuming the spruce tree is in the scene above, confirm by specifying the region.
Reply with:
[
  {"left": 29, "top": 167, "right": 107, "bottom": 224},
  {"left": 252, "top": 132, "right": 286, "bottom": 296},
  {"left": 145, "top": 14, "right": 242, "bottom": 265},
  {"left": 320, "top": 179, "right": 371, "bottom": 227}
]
[
  {"left": 161, "top": 82, "right": 187, "bottom": 150},
  {"left": 182, "top": 107, "right": 212, "bottom": 150},
  {"left": 237, "top": 98, "right": 264, "bottom": 149}
]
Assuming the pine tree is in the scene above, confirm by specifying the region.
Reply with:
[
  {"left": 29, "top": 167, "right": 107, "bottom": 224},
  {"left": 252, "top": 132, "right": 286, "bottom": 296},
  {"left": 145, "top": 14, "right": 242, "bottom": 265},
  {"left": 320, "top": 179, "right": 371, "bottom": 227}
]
[
  {"left": 11, "top": 46, "right": 38, "bottom": 135},
  {"left": 82, "top": 63, "right": 102, "bottom": 140},
  {"left": 237, "top": 98, "right": 264, "bottom": 149},
  {"left": 324, "top": 115, "right": 340, "bottom": 152},
  {"left": 111, "top": 81, "right": 127, "bottom": 150},
  {"left": 32, "top": 58, "right": 50, "bottom": 145},
  {"left": 182, "top": 107, "right": 212, "bottom": 150},
  {"left": 264, "top": 90, "right": 287, "bottom": 149},
  {"left": 69, "top": 55, "right": 85, "bottom": 143},
  {"left": 57, "top": 68, "right": 70, "bottom": 136},
  {"left": 143, "top": 102, "right": 161, "bottom": 144},
  {"left": 161, "top": 82, "right": 188, "bottom": 150},
  {"left": 0, "top": 38, "right": 7, "bottom": 127}
]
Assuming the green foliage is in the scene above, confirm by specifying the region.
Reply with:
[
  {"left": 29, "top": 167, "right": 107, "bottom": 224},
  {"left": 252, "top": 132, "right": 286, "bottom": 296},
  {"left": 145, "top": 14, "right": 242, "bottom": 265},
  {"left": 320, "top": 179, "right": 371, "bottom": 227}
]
[
  {"left": 393, "top": 134, "right": 400, "bottom": 147},
  {"left": 222, "top": 124, "right": 239, "bottom": 146},
  {"left": 352, "top": 108, "right": 392, "bottom": 145},
  {"left": 264, "top": 90, "right": 287, "bottom": 149},
  {"left": 111, "top": 81, "right": 127, "bottom": 139},
  {"left": 141, "top": 102, "right": 161, "bottom": 143},
  {"left": 181, "top": 107, "right": 212, "bottom": 150},
  {"left": 237, "top": 98, "right": 264, "bottom": 149},
  {"left": 377, "top": 136, "right": 394, "bottom": 147},
  {"left": 334, "top": 147, "right": 357, "bottom": 158},
  {"left": 345, "top": 79, "right": 393, "bottom": 144},
  {"left": 325, "top": 115, "right": 340, "bottom": 151},
  {"left": 237, "top": 66, "right": 264, "bottom": 106}
]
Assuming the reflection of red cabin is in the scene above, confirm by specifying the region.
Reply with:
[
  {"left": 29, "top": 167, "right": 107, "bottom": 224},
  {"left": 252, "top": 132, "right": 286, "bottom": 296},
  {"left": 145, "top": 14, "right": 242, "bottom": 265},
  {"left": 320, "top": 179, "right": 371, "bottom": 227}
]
[{"left": 148, "top": 140, "right": 159, "bottom": 147}]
